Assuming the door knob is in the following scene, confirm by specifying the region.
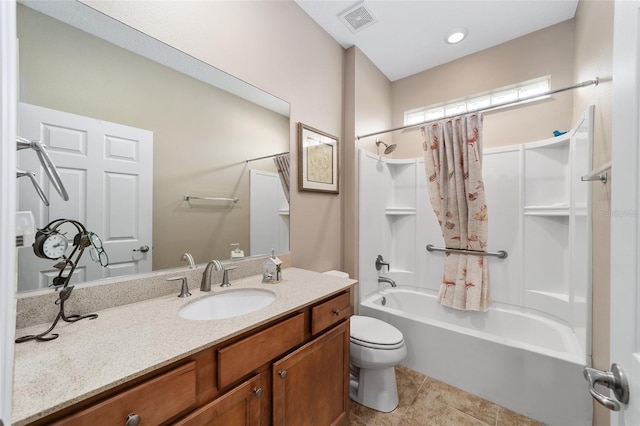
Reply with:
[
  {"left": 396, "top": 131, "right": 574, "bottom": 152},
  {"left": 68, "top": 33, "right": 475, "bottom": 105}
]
[
  {"left": 278, "top": 370, "right": 287, "bottom": 379},
  {"left": 133, "top": 245, "right": 150, "bottom": 253},
  {"left": 253, "top": 387, "right": 263, "bottom": 398},
  {"left": 583, "top": 363, "right": 629, "bottom": 411}
]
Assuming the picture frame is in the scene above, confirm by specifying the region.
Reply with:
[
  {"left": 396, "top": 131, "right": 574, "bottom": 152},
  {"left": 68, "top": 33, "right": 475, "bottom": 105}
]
[{"left": 297, "top": 122, "right": 339, "bottom": 194}]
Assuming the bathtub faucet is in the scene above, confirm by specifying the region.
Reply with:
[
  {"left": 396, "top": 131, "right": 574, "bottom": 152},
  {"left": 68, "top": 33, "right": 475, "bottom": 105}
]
[{"left": 378, "top": 276, "right": 396, "bottom": 287}]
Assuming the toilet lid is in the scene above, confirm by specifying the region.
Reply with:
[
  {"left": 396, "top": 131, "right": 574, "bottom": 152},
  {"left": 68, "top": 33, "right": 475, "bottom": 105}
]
[{"left": 350, "top": 315, "right": 404, "bottom": 348}]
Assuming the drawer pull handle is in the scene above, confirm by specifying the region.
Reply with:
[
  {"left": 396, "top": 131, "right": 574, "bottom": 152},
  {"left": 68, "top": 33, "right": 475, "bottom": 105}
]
[
  {"left": 253, "top": 387, "right": 263, "bottom": 398},
  {"left": 278, "top": 370, "right": 287, "bottom": 379},
  {"left": 333, "top": 309, "right": 340, "bottom": 316},
  {"left": 125, "top": 413, "right": 141, "bottom": 426}
]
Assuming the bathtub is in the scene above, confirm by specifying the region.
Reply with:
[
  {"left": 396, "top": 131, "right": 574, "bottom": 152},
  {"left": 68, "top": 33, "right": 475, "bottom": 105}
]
[{"left": 359, "top": 288, "right": 592, "bottom": 425}]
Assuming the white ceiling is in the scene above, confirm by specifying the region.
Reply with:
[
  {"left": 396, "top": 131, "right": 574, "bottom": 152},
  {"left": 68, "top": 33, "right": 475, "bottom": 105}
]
[{"left": 295, "top": 0, "right": 579, "bottom": 82}]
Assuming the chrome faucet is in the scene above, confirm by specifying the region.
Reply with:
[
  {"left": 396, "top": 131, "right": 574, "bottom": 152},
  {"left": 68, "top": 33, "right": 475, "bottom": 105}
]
[
  {"left": 201, "top": 259, "right": 223, "bottom": 291},
  {"left": 378, "top": 276, "right": 397, "bottom": 287},
  {"left": 181, "top": 252, "right": 196, "bottom": 269}
]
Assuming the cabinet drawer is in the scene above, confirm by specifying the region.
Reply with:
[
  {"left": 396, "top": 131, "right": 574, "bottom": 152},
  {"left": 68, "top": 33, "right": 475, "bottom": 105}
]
[
  {"left": 218, "top": 313, "right": 305, "bottom": 389},
  {"left": 311, "top": 291, "right": 350, "bottom": 335},
  {"left": 174, "top": 375, "right": 262, "bottom": 426},
  {"left": 53, "top": 362, "right": 197, "bottom": 426}
]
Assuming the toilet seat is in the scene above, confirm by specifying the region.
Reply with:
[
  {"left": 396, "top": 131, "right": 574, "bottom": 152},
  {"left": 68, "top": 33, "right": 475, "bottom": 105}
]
[{"left": 350, "top": 315, "right": 404, "bottom": 350}]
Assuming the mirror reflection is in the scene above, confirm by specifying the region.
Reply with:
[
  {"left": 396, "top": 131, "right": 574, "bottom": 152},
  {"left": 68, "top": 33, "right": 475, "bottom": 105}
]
[{"left": 16, "top": 3, "right": 290, "bottom": 293}]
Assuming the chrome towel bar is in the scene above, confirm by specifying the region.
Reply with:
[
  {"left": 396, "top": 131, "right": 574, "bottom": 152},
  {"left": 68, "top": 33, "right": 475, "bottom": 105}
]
[
  {"left": 581, "top": 161, "right": 611, "bottom": 184},
  {"left": 184, "top": 195, "right": 239, "bottom": 204},
  {"left": 426, "top": 244, "right": 508, "bottom": 259}
]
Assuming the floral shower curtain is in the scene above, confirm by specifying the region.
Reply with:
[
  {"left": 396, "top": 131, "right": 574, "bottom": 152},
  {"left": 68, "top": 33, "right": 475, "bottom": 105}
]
[
  {"left": 421, "top": 114, "right": 490, "bottom": 311},
  {"left": 273, "top": 153, "right": 290, "bottom": 203}
]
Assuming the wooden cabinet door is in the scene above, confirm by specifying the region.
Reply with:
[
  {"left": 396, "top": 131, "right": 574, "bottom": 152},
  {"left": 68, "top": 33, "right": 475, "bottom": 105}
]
[
  {"left": 272, "top": 320, "right": 349, "bottom": 426},
  {"left": 174, "top": 375, "right": 262, "bottom": 426}
]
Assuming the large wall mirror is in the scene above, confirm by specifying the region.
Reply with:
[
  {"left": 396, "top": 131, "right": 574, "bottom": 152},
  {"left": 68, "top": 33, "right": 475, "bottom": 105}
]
[{"left": 16, "top": 1, "right": 290, "bottom": 293}]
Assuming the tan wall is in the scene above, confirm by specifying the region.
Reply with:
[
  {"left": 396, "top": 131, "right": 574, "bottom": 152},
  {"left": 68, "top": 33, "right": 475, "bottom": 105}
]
[
  {"left": 573, "top": 1, "right": 614, "bottom": 425},
  {"left": 390, "top": 20, "right": 575, "bottom": 158},
  {"left": 17, "top": 5, "right": 289, "bottom": 270},
  {"left": 84, "top": 0, "right": 345, "bottom": 272},
  {"left": 344, "top": 46, "right": 393, "bottom": 282}
]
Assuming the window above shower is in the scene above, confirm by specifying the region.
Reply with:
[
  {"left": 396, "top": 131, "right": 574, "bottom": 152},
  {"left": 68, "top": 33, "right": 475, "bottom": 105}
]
[{"left": 403, "top": 76, "right": 550, "bottom": 125}]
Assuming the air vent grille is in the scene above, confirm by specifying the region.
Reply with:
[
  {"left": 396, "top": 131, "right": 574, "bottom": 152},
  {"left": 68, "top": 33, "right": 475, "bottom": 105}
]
[{"left": 339, "top": 3, "right": 377, "bottom": 33}]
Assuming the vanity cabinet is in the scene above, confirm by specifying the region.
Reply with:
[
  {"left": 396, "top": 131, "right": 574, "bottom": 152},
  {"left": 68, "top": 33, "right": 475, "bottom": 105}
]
[
  {"left": 49, "top": 362, "right": 198, "bottom": 426},
  {"left": 174, "top": 374, "right": 263, "bottom": 426},
  {"left": 272, "top": 321, "right": 349, "bottom": 426},
  {"left": 33, "top": 289, "right": 351, "bottom": 426}
]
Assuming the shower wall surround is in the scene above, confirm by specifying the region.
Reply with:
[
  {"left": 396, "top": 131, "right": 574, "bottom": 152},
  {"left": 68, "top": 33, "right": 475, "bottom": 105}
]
[{"left": 359, "top": 106, "right": 593, "bottom": 359}]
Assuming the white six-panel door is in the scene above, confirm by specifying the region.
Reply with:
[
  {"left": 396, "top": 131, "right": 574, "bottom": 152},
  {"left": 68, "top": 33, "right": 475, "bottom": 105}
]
[
  {"left": 17, "top": 103, "right": 153, "bottom": 291},
  {"left": 610, "top": 0, "right": 640, "bottom": 423}
]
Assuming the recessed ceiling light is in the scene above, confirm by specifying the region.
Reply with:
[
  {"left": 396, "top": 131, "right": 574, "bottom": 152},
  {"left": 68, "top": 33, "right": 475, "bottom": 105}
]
[{"left": 445, "top": 28, "right": 468, "bottom": 44}]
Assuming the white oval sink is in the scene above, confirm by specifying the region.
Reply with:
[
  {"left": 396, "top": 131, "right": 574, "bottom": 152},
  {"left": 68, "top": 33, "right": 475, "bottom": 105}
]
[{"left": 179, "top": 289, "right": 276, "bottom": 320}]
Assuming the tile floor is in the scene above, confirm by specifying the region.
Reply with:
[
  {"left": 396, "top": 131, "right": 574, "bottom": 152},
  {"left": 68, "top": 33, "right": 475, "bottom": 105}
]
[{"left": 345, "top": 365, "right": 542, "bottom": 426}]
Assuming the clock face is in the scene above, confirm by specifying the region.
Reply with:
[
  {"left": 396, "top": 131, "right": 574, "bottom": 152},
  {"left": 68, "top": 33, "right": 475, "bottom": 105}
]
[{"left": 41, "top": 233, "right": 68, "bottom": 259}]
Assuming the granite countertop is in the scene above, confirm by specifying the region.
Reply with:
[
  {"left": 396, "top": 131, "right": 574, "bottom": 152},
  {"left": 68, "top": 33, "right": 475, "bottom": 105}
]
[{"left": 12, "top": 267, "right": 356, "bottom": 425}]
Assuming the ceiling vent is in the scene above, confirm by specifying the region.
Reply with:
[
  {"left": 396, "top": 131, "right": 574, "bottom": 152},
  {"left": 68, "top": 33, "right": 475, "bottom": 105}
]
[{"left": 339, "top": 2, "right": 377, "bottom": 34}]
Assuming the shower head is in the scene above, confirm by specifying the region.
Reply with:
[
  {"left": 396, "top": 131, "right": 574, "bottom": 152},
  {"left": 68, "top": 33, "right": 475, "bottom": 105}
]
[{"left": 375, "top": 139, "right": 396, "bottom": 155}]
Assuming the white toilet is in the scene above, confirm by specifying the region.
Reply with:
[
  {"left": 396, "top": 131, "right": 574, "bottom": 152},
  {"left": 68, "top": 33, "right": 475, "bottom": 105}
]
[
  {"left": 322, "top": 271, "right": 407, "bottom": 412},
  {"left": 349, "top": 315, "right": 407, "bottom": 412}
]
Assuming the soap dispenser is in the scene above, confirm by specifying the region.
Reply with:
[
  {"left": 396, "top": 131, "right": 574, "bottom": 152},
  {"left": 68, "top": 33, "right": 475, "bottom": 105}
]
[
  {"left": 230, "top": 243, "right": 245, "bottom": 260},
  {"left": 262, "top": 249, "right": 282, "bottom": 283}
]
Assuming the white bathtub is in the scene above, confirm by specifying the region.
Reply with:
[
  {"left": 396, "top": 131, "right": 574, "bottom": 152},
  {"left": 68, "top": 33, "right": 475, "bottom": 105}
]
[{"left": 359, "top": 288, "right": 592, "bottom": 425}]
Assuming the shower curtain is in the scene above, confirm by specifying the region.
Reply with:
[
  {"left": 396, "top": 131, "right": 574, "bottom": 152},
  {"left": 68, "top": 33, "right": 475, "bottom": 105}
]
[
  {"left": 273, "top": 153, "right": 290, "bottom": 203},
  {"left": 421, "top": 114, "right": 489, "bottom": 311}
]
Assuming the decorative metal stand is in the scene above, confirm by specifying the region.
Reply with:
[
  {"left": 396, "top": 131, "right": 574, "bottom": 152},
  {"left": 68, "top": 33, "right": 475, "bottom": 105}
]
[{"left": 16, "top": 219, "right": 99, "bottom": 343}]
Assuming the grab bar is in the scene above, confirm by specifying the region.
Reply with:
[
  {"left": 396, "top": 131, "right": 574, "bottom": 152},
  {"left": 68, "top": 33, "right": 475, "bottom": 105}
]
[
  {"left": 426, "top": 244, "right": 508, "bottom": 259},
  {"left": 184, "top": 195, "right": 239, "bottom": 204}
]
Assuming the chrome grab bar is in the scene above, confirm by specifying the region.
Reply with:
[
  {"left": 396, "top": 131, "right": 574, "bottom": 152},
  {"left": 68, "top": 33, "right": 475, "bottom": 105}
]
[{"left": 426, "top": 244, "right": 508, "bottom": 259}]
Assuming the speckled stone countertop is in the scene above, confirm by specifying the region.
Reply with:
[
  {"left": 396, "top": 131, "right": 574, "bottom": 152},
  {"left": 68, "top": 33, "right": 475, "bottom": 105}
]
[{"left": 12, "top": 267, "right": 356, "bottom": 426}]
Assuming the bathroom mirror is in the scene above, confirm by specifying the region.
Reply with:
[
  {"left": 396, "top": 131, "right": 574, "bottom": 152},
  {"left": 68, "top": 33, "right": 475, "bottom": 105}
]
[{"left": 16, "top": 1, "right": 290, "bottom": 293}]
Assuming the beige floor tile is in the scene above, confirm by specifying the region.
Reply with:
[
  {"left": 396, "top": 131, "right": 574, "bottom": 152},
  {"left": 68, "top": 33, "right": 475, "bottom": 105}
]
[
  {"left": 347, "top": 366, "right": 539, "bottom": 426},
  {"left": 496, "top": 406, "right": 542, "bottom": 426},
  {"left": 406, "top": 398, "right": 492, "bottom": 426},
  {"left": 415, "top": 376, "right": 499, "bottom": 425},
  {"left": 396, "top": 365, "right": 427, "bottom": 406},
  {"left": 348, "top": 398, "right": 413, "bottom": 426}
]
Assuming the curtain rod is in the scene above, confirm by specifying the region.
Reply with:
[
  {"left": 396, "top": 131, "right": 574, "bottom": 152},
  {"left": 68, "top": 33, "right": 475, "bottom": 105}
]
[
  {"left": 246, "top": 151, "right": 290, "bottom": 163},
  {"left": 356, "top": 77, "right": 599, "bottom": 140}
]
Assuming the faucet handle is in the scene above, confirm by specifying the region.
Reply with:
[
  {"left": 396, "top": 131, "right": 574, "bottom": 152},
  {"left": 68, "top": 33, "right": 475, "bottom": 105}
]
[
  {"left": 168, "top": 276, "right": 191, "bottom": 298},
  {"left": 221, "top": 266, "right": 237, "bottom": 287},
  {"left": 375, "top": 255, "right": 390, "bottom": 272}
]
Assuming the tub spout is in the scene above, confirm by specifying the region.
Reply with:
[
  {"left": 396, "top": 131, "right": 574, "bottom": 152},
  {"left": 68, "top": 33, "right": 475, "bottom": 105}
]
[{"left": 378, "top": 276, "right": 396, "bottom": 287}]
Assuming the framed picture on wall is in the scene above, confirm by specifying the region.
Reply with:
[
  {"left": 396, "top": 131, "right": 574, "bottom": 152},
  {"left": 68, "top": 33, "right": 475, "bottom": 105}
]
[{"left": 297, "top": 122, "right": 339, "bottom": 194}]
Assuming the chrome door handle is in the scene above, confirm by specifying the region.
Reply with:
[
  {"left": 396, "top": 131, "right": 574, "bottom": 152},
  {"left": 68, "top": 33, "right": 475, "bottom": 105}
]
[
  {"left": 583, "top": 363, "right": 629, "bottom": 411},
  {"left": 133, "top": 245, "right": 150, "bottom": 253}
]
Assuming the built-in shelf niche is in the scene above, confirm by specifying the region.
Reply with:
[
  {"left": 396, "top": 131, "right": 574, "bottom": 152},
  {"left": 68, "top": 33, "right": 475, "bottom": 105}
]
[{"left": 524, "top": 136, "right": 570, "bottom": 209}]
